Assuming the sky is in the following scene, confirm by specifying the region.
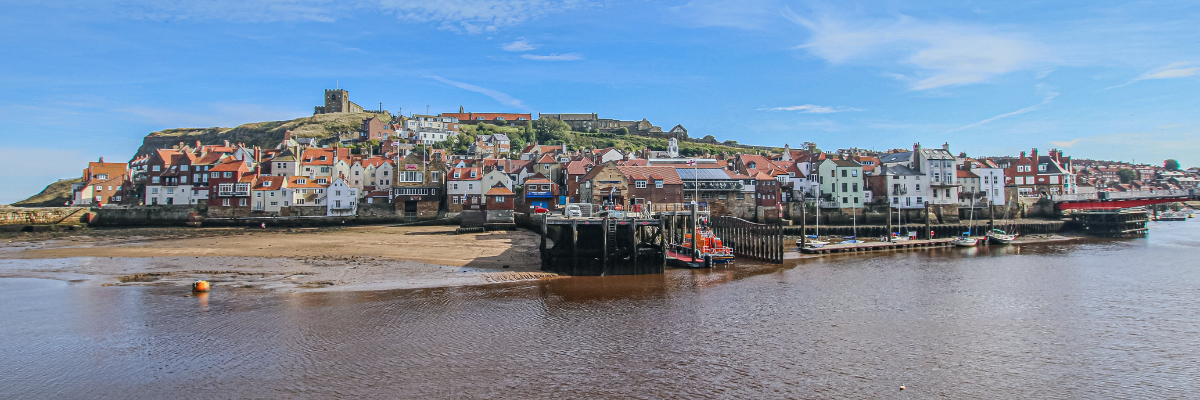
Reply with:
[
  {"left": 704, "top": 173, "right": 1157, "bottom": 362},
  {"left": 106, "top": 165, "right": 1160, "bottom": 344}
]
[{"left": 1, "top": 0, "right": 1198, "bottom": 203}]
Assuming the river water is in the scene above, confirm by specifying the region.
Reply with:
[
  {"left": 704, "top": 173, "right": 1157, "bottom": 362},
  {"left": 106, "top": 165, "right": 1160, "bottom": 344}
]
[{"left": 3, "top": 222, "right": 1199, "bottom": 399}]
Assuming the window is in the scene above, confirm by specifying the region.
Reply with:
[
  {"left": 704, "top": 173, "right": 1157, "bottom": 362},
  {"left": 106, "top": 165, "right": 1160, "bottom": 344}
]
[
  {"left": 841, "top": 169, "right": 847, "bottom": 177},
  {"left": 151, "top": 187, "right": 159, "bottom": 194},
  {"left": 152, "top": 166, "right": 161, "bottom": 172},
  {"left": 271, "top": 201, "right": 278, "bottom": 206},
  {"left": 181, "top": 176, "right": 188, "bottom": 184},
  {"left": 736, "top": 193, "right": 745, "bottom": 200},
  {"left": 263, "top": 181, "right": 271, "bottom": 187},
  {"left": 223, "top": 172, "right": 232, "bottom": 178},
  {"left": 841, "top": 183, "right": 848, "bottom": 192},
  {"left": 635, "top": 180, "right": 647, "bottom": 188},
  {"left": 655, "top": 180, "right": 663, "bottom": 188},
  {"left": 166, "top": 188, "right": 174, "bottom": 194},
  {"left": 335, "top": 190, "right": 341, "bottom": 196},
  {"left": 842, "top": 197, "right": 848, "bottom": 204},
  {"left": 335, "top": 200, "right": 342, "bottom": 208},
  {"left": 452, "top": 196, "right": 461, "bottom": 204},
  {"left": 401, "top": 171, "right": 422, "bottom": 182},
  {"left": 496, "top": 196, "right": 505, "bottom": 203},
  {"left": 297, "top": 199, "right": 305, "bottom": 205},
  {"left": 854, "top": 197, "right": 859, "bottom": 204},
  {"left": 852, "top": 183, "right": 858, "bottom": 192},
  {"left": 222, "top": 198, "right": 230, "bottom": 206},
  {"left": 915, "top": 184, "right": 921, "bottom": 191},
  {"left": 852, "top": 170, "right": 858, "bottom": 177},
  {"left": 152, "top": 176, "right": 160, "bottom": 183},
  {"left": 916, "top": 197, "right": 923, "bottom": 204}
]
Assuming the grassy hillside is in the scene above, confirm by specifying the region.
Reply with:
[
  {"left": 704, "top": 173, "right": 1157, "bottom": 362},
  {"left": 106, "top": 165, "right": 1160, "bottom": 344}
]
[
  {"left": 135, "top": 112, "right": 390, "bottom": 157},
  {"left": 12, "top": 178, "right": 82, "bottom": 208}
]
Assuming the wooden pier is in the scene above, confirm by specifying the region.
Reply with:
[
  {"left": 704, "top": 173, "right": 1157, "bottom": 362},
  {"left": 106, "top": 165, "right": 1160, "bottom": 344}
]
[
  {"left": 798, "top": 238, "right": 956, "bottom": 254},
  {"left": 710, "top": 216, "right": 784, "bottom": 263},
  {"left": 539, "top": 215, "right": 665, "bottom": 276}
]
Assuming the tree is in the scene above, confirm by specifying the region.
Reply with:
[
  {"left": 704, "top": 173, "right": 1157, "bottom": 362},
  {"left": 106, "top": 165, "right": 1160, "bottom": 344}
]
[
  {"left": 615, "top": 127, "right": 629, "bottom": 135},
  {"left": 1164, "top": 159, "right": 1180, "bottom": 171},
  {"left": 1117, "top": 168, "right": 1137, "bottom": 184},
  {"left": 533, "top": 118, "right": 570, "bottom": 143}
]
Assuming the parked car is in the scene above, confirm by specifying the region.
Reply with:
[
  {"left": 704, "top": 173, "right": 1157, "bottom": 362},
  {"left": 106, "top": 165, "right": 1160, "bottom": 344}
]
[
  {"left": 565, "top": 205, "right": 582, "bottom": 218},
  {"left": 533, "top": 206, "right": 549, "bottom": 214}
]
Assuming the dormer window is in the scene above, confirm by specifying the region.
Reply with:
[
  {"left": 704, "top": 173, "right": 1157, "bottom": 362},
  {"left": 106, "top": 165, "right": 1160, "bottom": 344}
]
[
  {"left": 470, "top": 171, "right": 477, "bottom": 178},
  {"left": 297, "top": 179, "right": 307, "bottom": 184},
  {"left": 263, "top": 181, "right": 272, "bottom": 187},
  {"left": 454, "top": 172, "right": 461, "bottom": 179}
]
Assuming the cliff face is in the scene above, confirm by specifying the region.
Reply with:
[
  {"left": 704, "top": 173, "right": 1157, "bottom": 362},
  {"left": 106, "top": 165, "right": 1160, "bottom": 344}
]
[{"left": 134, "top": 112, "right": 389, "bottom": 157}]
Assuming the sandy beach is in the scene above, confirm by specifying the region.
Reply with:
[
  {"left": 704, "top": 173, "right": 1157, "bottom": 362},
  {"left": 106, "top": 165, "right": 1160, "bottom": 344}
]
[{"left": 0, "top": 225, "right": 555, "bottom": 292}]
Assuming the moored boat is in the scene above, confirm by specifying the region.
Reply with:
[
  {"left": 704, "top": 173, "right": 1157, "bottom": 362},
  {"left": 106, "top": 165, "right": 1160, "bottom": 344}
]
[
  {"left": 674, "top": 226, "right": 735, "bottom": 267},
  {"left": 951, "top": 236, "right": 980, "bottom": 247},
  {"left": 986, "top": 229, "right": 1017, "bottom": 245}
]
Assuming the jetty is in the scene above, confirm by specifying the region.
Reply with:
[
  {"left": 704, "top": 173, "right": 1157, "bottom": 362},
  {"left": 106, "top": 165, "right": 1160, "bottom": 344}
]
[{"left": 798, "top": 238, "right": 956, "bottom": 255}]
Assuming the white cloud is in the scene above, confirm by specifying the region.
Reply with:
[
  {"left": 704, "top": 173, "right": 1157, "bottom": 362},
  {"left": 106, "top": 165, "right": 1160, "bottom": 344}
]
[
  {"left": 760, "top": 104, "right": 863, "bottom": 113},
  {"left": 1049, "top": 138, "right": 1082, "bottom": 148},
  {"left": 431, "top": 76, "right": 526, "bottom": 108},
  {"left": 521, "top": 53, "right": 582, "bottom": 61},
  {"left": 1105, "top": 62, "right": 1198, "bottom": 89},
  {"left": 785, "top": 10, "right": 1051, "bottom": 90},
  {"left": 947, "top": 91, "right": 1058, "bottom": 132},
  {"left": 502, "top": 39, "right": 538, "bottom": 52},
  {"left": 98, "top": 0, "right": 593, "bottom": 33}
]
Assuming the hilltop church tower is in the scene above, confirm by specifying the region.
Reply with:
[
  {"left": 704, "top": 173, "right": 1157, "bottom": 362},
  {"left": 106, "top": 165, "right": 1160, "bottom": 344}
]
[
  {"left": 314, "top": 88, "right": 364, "bottom": 115},
  {"left": 667, "top": 137, "right": 680, "bottom": 158}
]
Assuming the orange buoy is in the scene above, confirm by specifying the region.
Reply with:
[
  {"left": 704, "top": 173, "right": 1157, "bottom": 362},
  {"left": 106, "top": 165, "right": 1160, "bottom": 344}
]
[{"left": 192, "top": 280, "right": 211, "bottom": 293}]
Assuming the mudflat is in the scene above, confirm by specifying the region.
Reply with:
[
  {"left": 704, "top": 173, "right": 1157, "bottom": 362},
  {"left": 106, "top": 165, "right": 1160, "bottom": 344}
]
[{"left": 0, "top": 225, "right": 554, "bottom": 292}]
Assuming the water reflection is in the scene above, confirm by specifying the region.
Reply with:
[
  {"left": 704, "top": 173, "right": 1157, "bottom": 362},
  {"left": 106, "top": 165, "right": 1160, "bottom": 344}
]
[{"left": 2, "top": 224, "right": 1199, "bottom": 399}]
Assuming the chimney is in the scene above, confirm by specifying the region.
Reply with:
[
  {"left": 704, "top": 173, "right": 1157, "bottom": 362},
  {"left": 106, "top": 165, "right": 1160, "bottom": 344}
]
[
  {"left": 224, "top": 140, "right": 231, "bottom": 147},
  {"left": 1031, "top": 148, "right": 1039, "bottom": 160},
  {"left": 1020, "top": 151, "right": 1026, "bottom": 158},
  {"left": 942, "top": 142, "right": 950, "bottom": 151},
  {"left": 99, "top": 156, "right": 104, "bottom": 163},
  {"left": 913, "top": 142, "right": 921, "bottom": 152}
]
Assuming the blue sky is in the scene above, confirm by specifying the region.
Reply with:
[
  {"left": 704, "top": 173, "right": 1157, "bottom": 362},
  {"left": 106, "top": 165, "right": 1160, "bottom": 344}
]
[{"left": 2, "top": 0, "right": 1198, "bottom": 203}]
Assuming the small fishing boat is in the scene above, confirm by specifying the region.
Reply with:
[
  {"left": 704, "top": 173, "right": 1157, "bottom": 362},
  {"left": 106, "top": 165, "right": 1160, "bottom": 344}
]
[
  {"left": 951, "top": 234, "right": 980, "bottom": 247},
  {"left": 797, "top": 235, "right": 828, "bottom": 249},
  {"left": 1159, "top": 212, "right": 1188, "bottom": 222},
  {"left": 986, "top": 229, "right": 1017, "bottom": 245}
]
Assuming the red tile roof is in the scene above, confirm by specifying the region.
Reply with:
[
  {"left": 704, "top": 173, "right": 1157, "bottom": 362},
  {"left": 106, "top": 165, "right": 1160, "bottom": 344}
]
[
  {"left": 486, "top": 187, "right": 515, "bottom": 196},
  {"left": 616, "top": 166, "right": 683, "bottom": 184}
]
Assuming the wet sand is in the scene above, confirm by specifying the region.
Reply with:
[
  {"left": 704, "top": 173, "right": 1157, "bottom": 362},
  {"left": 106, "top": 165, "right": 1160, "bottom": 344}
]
[{"left": 0, "top": 225, "right": 555, "bottom": 292}]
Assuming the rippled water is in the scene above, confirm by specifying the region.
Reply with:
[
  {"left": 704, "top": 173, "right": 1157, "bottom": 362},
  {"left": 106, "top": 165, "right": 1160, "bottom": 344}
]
[{"left": 3, "top": 222, "right": 1200, "bottom": 399}]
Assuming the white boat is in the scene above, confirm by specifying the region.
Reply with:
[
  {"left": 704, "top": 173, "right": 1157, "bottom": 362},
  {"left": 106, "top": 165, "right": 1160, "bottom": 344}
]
[
  {"left": 986, "top": 229, "right": 1017, "bottom": 245},
  {"left": 952, "top": 236, "right": 980, "bottom": 247},
  {"left": 798, "top": 235, "right": 828, "bottom": 249}
]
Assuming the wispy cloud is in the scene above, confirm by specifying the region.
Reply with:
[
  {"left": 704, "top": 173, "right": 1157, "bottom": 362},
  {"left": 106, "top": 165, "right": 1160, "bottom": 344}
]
[
  {"left": 431, "top": 76, "right": 526, "bottom": 108},
  {"left": 1104, "top": 62, "right": 1199, "bottom": 90},
  {"left": 760, "top": 104, "right": 863, "bottom": 113},
  {"left": 947, "top": 91, "right": 1059, "bottom": 132},
  {"left": 96, "top": 0, "right": 594, "bottom": 33},
  {"left": 1049, "top": 138, "right": 1082, "bottom": 148},
  {"left": 521, "top": 53, "right": 582, "bottom": 61},
  {"left": 502, "top": 38, "right": 538, "bottom": 51},
  {"left": 785, "top": 9, "right": 1051, "bottom": 90}
]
